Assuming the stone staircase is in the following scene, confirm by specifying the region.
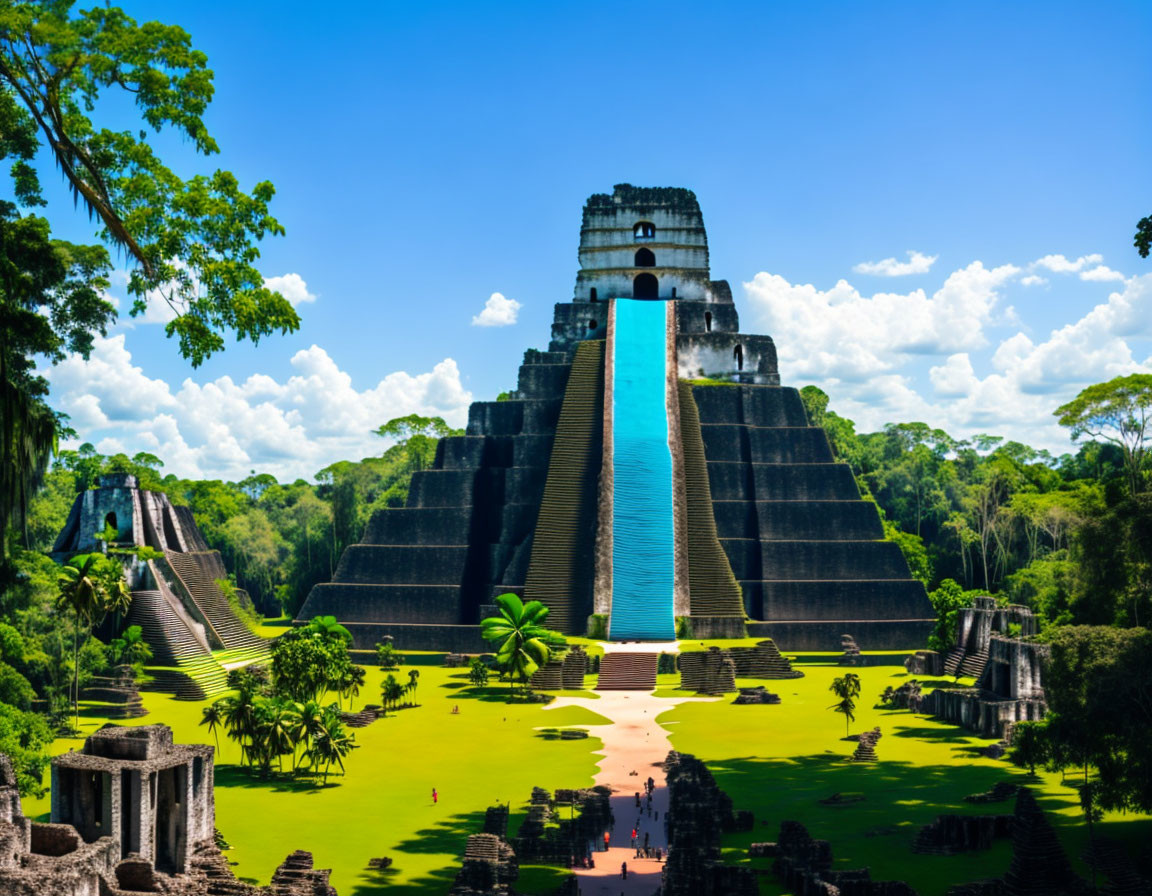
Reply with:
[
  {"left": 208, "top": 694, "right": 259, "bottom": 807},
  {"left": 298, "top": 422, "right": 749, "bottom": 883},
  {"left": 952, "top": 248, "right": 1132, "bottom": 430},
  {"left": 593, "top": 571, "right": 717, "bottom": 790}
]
[
  {"left": 79, "top": 665, "right": 146, "bottom": 719},
  {"left": 165, "top": 551, "right": 267, "bottom": 650},
  {"left": 944, "top": 646, "right": 989, "bottom": 679},
  {"left": 727, "top": 639, "right": 803, "bottom": 679},
  {"left": 128, "top": 589, "right": 230, "bottom": 701},
  {"left": 595, "top": 652, "right": 658, "bottom": 690}
]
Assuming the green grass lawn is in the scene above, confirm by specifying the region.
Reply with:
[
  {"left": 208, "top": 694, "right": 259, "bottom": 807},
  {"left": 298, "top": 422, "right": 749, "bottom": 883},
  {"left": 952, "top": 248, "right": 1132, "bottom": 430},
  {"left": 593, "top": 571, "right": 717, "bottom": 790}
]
[
  {"left": 25, "top": 654, "right": 1152, "bottom": 896},
  {"left": 657, "top": 662, "right": 1152, "bottom": 895},
  {"left": 25, "top": 665, "right": 608, "bottom": 896}
]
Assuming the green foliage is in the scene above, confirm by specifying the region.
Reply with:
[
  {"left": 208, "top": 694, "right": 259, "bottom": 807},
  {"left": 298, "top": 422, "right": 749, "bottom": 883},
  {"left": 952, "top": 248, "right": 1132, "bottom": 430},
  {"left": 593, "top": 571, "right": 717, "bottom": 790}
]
[
  {"left": 375, "top": 641, "right": 404, "bottom": 670},
  {"left": 107, "top": 624, "right": 152, "bottom": 672},
  {"left": 585, "top": 613, "right": 607, "bottom": 640},
  {"left": 828, "top": 673, "right": 861, "bottom": 736},
  {"left": 1009, "top": 720, "right": 1049, "bottom": 776},
  {"left": 0, "top": 662, "right": 34, "bottom": 709},
  {"left": 468, "top": 657, "right": 489, "bottom": 687},
  {"left": 674, "top": 616, "right": 693, "bottom": 639},
  {"left": 926, "top": 579, "right": 983, "bottom": 651},
  {"left": 0, "top": 201, "right": 112, "bottom": 562},
  {"left": 0, "top": 702, "right": 50, "bottom": 796},
  {"left": 0, "top": 1, "right": 299, "bottom": 366},
  {"left": 481, "top": 593, "right": 566, "bottom": 695},
  {"left": 883, "top": 520, "right": 931, "bottom": 585},
  {"left": 1136, "top": 214, "right": 1151, "bottom": 258},
  {"left": 1038, "top": 626, "right": 1152, "bottom": 812},
  {"left": 270, "top": 625, "right": 352, "bottom": 704},
  {"left": 1055, "top": 374, "right": 1152, "bottom": 497}
]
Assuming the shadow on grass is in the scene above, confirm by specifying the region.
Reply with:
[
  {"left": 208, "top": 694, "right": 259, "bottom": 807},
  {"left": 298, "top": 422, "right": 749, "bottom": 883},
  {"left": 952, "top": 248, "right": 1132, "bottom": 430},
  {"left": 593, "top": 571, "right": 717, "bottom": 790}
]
[
  {"left": 687, "top": 752, "right": 1148, "bottom": 895},
  {"left": 440, "top": 685, "right": 553, "bottom": 705},
  {"left": 347, "top": 809, "right": 488, "bottom": 896},
  {"left": 215, "top": 763, "right": 338, "bottom": 794}
]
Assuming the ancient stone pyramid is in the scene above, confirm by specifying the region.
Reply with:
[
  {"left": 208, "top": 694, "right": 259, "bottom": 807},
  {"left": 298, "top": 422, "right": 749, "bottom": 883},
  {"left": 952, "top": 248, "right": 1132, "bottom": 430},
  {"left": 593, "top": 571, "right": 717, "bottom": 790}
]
[{"left": 298, "top": 185, "right": 935, "bottom": 650}]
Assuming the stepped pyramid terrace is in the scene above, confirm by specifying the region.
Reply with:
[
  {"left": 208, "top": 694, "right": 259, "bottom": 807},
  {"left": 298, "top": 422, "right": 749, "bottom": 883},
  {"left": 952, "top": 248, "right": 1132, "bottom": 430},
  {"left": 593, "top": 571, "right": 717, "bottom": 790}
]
[
  {"left": 298, "top": 185, "right": 936, "bottom": 652},
  {"left": 53, "top": 473, "right": 269, "bottom": 699}
]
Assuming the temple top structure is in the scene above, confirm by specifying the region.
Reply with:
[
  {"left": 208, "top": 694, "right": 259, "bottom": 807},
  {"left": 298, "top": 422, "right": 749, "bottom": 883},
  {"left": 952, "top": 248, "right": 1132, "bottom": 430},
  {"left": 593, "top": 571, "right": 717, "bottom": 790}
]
[{"left": 574, "top": 184, "right": 713, "bottom": 303}]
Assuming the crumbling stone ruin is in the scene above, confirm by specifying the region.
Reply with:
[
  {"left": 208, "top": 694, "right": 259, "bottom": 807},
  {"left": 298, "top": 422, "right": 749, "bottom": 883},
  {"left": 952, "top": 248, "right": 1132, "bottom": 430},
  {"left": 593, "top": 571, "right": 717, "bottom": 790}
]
[
  {"left": 52, "top": 473, "right": 268, "bottom": 700},
  {"left": 732, "top": 685, "right": 781, "bottom": 705},
  {"left": 946, "top": 788, "right": 1093, "bottom": 896},
  {"left": 911, "top": 813, "right": 1013, "bottom": 855},
  {"left": 0, "top": 726, "right": 337, "bottom": 895},
  {"left": 448, "top": 833, "right": 519, "bottom": 896},
  {"left": 680, "top": 639, "right": 803, "bottom": 694},
  {"left": 79, "top": 664, "right": 146, "bottom": 719},
  {"left": 839, "top": 633, "right": 864, "bottom": 665},
  {"left": 755, "top": 819, "right": 918, "bottom": 895},
  {"left": 727, "top": 638, "right": 803, "bottom": 678},
  {"left": 528, "top": 647, "right": 588, "bottom": 690},
  {"left": 851, "top": 727, "right": 882, "bottom": 762},
  {"left": 52, "top": 724, "right": 215, "bottom": 873},
  {"left": 509, "top": 786, "right": 612, "bottom": 864},
  {"left": 662, "top": 750, "right": 758, "bottom": 896},
  {"left": 926, "top": 599, "right": 1047, "bottom": 738},
  {"left": 943, "top": 597, "right": 1038, "bottom": 678},
  {"left": 678, "top": 647, "right": 737, "bottom": 694},
  {"left": 905, "top": 649, "right": 944, "bottom": 676},
  {"left": 297, "top": 185, "right": 934, "bottom": 654}
]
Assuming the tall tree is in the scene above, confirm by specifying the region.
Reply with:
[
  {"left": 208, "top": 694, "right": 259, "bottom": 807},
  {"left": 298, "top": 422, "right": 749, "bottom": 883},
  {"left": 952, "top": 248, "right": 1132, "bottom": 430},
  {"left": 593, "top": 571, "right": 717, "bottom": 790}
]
[
  {"left": 1136, "top": 215, "right": 1151, "bottom": 258},
  {"left": 1056, "top": 375, "right": 1152, "bottom": 497},
  {"left": 0, "top": 1, "right": 298, "bottom": 366},
  {"left": 0, "top": 203, "right": 111, "bottom": 561}
]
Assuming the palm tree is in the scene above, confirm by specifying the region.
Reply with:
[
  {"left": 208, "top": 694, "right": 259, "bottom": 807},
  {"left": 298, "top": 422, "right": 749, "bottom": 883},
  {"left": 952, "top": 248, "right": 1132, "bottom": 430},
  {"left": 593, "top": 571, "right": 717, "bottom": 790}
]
[
  {"left": 381, "top": 674, "right": 404, "bottom": 714},
  {"left": 345, "top": 665, "right": 367, "bottom": 710},
  {"left": 56, "top": 553, "right": 110, "bottom": 729},
  {"left": 829, "top": 696, "right": 857, "bottom": 737},
  {"left": 200, "top": 702, "right": 223, "bottom": 753},
  {"left": 309, "top": 714, "right": 356, "bottom": 784},
  {"left": 828, "top": 674, "right": 861, "bottom": 737},
  {"left": 480, "top": 593, "right": 566, "bottom": 696},
  {"left": 407, "top": 669, "right": 420, "bottom": 703},
  {"left": 290, "top": 700, "right": 325, "bottom": 772}
]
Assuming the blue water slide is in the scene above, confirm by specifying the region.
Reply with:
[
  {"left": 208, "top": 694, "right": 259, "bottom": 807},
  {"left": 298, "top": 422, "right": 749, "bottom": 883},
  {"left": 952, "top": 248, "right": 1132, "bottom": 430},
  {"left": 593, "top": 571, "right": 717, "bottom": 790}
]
[{"left": 609, "top": 299, "right": 676, "bottom": 640}]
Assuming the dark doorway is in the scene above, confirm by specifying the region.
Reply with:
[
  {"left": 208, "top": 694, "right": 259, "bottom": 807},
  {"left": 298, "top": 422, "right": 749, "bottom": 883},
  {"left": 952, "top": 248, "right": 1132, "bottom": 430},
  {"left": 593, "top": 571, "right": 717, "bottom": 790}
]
[
  {"left": 705, "top": 311, "right": 712, "bottom": 332},
  {"left": 589, "top": 288, "right": 598, "bottom": 302},
  {"left": 633, "top": 273, "right": 658, "bottom": 299},
  {"left": 634, "top": 247, "right": 655, "bottom": 267},
  {"left": 734, "top": 344, "right": 744, "bottom": 371},
  {"left": 633, "top": 221, "right": 655, "bottom": 239},
  {"left": 104, "top": 512, "right": 118, "bottom": 539},
  {"left": 588, "top": 319, "right": 598, "bottom": 331}
]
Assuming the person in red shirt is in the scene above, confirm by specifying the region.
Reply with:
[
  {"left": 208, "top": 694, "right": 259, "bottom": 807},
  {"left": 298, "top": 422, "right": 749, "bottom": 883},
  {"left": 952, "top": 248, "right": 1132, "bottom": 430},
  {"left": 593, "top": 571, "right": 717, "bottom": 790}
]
[{"left": 602, "top": 831, "right": 610, "bottom": 851}]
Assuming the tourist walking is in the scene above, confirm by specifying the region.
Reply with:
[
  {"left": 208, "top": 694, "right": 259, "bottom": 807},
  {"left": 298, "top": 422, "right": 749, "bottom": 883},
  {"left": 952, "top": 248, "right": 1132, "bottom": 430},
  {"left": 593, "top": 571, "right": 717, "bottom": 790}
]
[
  {"left": 603, "top": 831, "right": 610, "bottom": 852},
  {"left": 432, "top": 787, "right": 438, "bottom": 804},
  {"left": 621, "top": 861, "right": 628, "bottom": 880}
]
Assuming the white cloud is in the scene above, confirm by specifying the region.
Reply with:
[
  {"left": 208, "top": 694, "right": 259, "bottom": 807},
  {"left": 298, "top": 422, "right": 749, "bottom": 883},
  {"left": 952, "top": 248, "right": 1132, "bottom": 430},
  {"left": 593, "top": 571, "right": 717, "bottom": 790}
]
[
  {"left": 44, "top": 337, "right": 472, "bottom": 481},
  {"left": 264, "top": 273, "right": 318, "bottom": 306},
  {"left": 1032, "top": 253, "right": 1103, "bottom": 273},
  {"left": 740, "top": 259, "right": 1152, "bottom": 454},
  {"left": 1080, "top": 265, "right": 1126, "bottom": 283},
  {"left": 471, "top": 292, "right": 521, "bottom": 327},
  {"left": 852, "top": 250, "right": 938, "bottom": 277},
  {"left": 744, "top": 260, "right": 1019, "bottom": 383},
  {"left": 1019, "top": 274, "right": 1047, "bottom": 287}
]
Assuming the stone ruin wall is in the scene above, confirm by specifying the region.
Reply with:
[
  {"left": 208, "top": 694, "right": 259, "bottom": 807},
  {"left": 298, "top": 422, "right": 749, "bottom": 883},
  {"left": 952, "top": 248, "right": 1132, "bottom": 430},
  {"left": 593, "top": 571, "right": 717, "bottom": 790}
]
[{"left": 0, "top": 727, "right": 337, "bottom": 896}]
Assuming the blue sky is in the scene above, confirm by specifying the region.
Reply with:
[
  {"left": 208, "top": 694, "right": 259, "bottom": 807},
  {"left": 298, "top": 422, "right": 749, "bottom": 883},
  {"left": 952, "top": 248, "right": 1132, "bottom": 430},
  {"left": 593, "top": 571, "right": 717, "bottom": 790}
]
[{"left": 32, "top": 0, "right": 1152, "bottom": 479}]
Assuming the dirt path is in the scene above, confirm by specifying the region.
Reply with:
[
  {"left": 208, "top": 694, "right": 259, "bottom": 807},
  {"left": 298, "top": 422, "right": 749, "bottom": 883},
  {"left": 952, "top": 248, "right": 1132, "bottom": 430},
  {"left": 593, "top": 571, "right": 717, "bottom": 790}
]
[{"left": 544, "top": 654, "right": 713, "bottom": 896}]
